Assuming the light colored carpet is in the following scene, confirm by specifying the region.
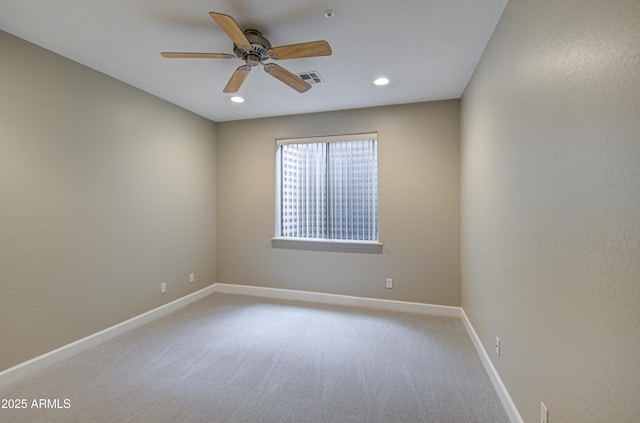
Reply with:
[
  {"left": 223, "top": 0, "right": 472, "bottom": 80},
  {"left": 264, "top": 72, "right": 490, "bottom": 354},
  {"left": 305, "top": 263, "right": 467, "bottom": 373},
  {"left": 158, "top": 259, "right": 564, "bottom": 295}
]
[{"left": 0, "top": 293, "right": 509, "bottom": 422}]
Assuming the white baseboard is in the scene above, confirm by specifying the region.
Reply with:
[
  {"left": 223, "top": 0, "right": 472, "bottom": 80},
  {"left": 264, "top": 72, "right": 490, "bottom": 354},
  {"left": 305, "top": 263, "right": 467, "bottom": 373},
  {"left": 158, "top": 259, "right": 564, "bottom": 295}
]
[
  {"left": 212, "top": 283, "right": 462, "bottom": 317},
  {"left": 0, "top": 284, "right": 217, "bottom": 390},
  {"left": 461, "top": 309, "right": 523, "bottom": 423}
]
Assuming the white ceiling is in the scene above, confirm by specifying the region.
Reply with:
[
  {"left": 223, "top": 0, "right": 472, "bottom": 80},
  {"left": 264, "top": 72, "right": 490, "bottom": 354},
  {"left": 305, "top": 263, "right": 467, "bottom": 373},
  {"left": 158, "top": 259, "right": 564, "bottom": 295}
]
[{"left": 0, "top": 0, "right": 507, "bottom": 122}]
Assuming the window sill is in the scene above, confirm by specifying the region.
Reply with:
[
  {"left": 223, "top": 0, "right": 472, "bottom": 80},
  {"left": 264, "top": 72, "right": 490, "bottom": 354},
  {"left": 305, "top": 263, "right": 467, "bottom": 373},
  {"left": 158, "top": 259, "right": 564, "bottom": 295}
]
[{"left": 271, "top": 237, "right": 383, "bottom": 254}]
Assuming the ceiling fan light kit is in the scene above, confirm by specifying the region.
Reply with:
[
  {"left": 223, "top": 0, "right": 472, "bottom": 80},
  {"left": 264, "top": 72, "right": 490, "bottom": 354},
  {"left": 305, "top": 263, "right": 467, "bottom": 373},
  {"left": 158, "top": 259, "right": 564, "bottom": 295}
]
[{"left": 161, "top": 12, "right": 332, "bottom": 95}]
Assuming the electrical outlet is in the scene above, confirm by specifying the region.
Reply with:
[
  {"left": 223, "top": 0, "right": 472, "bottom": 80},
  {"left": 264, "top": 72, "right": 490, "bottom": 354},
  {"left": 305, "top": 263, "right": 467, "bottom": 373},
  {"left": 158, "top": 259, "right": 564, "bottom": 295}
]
[
  {"left": 189, "top": 272, "right": 195, "bottom": 283},
  {"left": 386, "top": 278, "right": 393, "bottom": 289},
  {"left": 160, "top": 282, "right": 167, "bottom": 294},
  {"left": 540, "top": 401, "right": 548, "bottom": 423},
  {"left": 496, "top": 336, "right": 501, "bottom": 356}
]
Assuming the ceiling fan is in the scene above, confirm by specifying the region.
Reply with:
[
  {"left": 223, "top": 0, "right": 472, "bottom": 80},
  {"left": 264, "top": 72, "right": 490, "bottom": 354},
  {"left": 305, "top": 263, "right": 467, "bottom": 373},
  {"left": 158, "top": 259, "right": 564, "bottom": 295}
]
[{"left": 161, "top": 12, "right": 332, "bottom": 94}]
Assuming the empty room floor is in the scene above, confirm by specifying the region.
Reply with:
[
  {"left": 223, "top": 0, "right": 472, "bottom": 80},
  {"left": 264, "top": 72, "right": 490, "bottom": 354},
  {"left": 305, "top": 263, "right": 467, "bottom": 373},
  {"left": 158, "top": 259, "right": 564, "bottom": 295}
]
[{"left": 0, "top": 293, "right": 509, "bottom": 422}]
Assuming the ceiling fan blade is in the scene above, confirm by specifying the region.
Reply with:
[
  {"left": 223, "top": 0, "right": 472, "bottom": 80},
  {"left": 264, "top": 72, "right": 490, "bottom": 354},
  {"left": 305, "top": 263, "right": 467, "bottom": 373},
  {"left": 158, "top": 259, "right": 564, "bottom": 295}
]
[
  {"left": 263, "top": 63, "right": 311, "bottom": 93},
  {"left": 161, "top": 52, "right": 234, "bottom": 59},
  {"left": 209, "top": 12, "right": 251, "bottom": 49},
  {"left": 223, "top": 65, "right": 251, "bottom": 93},
  {"left": 267, "top": 40, "right": 332, "bottom": 60}
]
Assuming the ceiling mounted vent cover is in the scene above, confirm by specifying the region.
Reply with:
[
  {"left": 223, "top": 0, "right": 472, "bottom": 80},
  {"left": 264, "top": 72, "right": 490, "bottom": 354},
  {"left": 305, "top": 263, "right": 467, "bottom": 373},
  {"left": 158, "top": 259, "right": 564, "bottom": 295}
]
[{"left": 296, "top": 71, "right": 324, "bottom": 85}]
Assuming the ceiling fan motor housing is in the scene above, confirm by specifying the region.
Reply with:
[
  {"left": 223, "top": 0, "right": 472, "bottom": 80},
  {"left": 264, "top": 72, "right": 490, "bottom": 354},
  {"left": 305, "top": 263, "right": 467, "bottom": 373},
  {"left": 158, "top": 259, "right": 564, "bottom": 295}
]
[{"left": 234, "top": 29, "right": 271, "bottom": 64}]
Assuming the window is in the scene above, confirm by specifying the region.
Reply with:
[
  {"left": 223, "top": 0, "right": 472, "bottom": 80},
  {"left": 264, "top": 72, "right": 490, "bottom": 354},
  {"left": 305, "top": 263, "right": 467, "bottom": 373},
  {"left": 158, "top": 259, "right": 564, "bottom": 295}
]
[{"left": 275, "top": 133, "right": 378, "bottom": 243}]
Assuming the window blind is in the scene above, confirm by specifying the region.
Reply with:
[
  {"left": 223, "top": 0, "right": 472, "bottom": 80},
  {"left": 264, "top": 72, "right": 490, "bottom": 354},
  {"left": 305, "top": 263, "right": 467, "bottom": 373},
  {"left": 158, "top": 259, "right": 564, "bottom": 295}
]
[
  {"left": 276, "top": 132, "right": 378, "bottom": 146},
  {"left": 277, "top": 134, "right": 378, "bottom": 241}
]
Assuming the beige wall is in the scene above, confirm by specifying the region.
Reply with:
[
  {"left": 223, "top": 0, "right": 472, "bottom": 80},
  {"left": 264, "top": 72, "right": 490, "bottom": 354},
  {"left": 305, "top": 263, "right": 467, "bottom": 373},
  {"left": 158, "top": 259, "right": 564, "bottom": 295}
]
[
  {"left": 0, "top": 31, "right": 218, "bottom": 372},
  {"left": 461, "top": 0, "right": 640, "bottom": 421},
  {"left": 216, "top": 101, "right": 460, "bottom": 306}
]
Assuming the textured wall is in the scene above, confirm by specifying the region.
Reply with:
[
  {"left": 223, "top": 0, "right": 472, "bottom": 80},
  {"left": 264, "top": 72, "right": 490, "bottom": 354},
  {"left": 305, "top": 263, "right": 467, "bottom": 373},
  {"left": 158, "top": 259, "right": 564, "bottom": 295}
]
[
  {"left": 461, "top": 0, "right": 640, "bottom": 421},
  {"left": 0, "top": 31, "right": 218, "bottom": 372},
  {"left": 217, "top": 101, "right": 460, "bottom": 306}
]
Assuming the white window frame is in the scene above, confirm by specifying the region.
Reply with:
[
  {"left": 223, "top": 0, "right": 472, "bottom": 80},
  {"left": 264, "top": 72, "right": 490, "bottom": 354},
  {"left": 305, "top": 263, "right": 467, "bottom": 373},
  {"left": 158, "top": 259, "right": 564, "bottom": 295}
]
[{"left": 273, "top": 133, "right": 382, "bottom": 253}]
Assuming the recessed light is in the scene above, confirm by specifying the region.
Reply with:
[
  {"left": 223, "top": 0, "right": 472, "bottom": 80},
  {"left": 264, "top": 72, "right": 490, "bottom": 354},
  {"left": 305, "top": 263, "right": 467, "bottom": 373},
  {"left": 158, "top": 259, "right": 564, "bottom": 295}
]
[
  {"left": 374, "top": 77, "right": 389, "bottom": 86},
  {"left": 230, "top": 96, "right": 245, "bottom": 103},
  {"left": 324, "top": 10, "right": 335, "bottom": 18}
]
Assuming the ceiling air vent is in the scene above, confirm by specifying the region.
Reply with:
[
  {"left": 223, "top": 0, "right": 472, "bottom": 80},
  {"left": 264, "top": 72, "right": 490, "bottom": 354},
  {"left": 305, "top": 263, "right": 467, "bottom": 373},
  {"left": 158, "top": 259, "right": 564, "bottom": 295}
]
[{"left": 296, "top": 71, "right": 324, "bottom": 85}]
